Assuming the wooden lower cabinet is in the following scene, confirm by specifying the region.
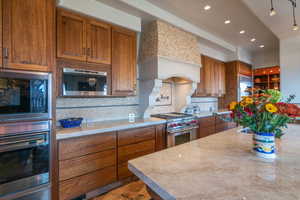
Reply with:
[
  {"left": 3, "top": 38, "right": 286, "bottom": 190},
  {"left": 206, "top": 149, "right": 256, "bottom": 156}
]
[
  {"left": 198, "top": 114, "right": 237, "bottom": 138},
  {"left": 57, "top": 125, "right": 166, "bottom": 199},
  {"left": 59, "top": 149, "right": 116, "bottom": 181},
  {"left": 59, "top": 166, "right": 117, "bottom": 200}
]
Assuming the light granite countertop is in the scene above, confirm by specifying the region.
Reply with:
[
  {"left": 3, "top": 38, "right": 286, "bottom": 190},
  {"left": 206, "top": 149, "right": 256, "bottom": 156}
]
[
  {"left": 128, "top": 124, "right": 300, "bottom": 200},
  {"left": 194, "top": 109, "right": 231, "bottom": 118},
  {"left": 56, "top": 117, "right": 166, "bottom": 140}
]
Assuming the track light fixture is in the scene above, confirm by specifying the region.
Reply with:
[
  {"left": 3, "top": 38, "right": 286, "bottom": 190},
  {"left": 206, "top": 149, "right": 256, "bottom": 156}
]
[
  {"left": 270, "top": 0, "right": 276, "bottom": 16},
  {"left": 269, "top": 0, "right": 298, "bottom": 31}
]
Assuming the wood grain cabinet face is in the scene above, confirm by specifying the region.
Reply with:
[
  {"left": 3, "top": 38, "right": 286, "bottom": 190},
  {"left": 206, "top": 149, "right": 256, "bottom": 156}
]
[
  {"left": 86, "top": 20, "right": 111, "bottom": 64},
  {"left": 112, "top": 27, "right": 137, "bottom": 96},
  {"left": 194, "top": 56, "right": 226, "bottom": 97},
  {"left": 3, "top": 0, "right": 55, "bottom": 72},
  {"left": 57, "top": 9, "right": 87, "bottom": 62}
]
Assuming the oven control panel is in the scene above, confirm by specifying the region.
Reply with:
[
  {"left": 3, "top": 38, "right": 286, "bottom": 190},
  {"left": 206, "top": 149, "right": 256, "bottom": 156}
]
[{"left": 167, "top": 118, "right": 198, "bottom": 133}]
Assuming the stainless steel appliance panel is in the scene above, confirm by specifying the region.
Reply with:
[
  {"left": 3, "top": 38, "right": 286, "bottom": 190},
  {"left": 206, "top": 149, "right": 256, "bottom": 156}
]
[
  {"left": 62, "top": 68, "right": 108, "bottom": 96},
  {"left": 0, "top": 70, "right": 52, "bottom": 122}
]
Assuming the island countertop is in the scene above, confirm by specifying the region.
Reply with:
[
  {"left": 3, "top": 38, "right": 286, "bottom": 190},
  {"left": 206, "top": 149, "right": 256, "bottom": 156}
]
[{"left": 128, "top": 124, "right": 300, "bottom": 200}]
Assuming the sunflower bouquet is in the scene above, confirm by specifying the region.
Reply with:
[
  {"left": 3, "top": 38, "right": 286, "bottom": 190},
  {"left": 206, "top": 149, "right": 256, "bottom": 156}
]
[{"left": 229, "top": 89, "right": 300, "bottom": 138}]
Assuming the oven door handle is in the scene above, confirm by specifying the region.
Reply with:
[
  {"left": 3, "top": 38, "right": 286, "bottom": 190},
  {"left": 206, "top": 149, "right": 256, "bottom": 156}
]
[
  {"left": 167, "top": 126, "right": 199, "bottom": 134},
  {"left": 0, "top": 133, "right": 48, "bottom": 152}
]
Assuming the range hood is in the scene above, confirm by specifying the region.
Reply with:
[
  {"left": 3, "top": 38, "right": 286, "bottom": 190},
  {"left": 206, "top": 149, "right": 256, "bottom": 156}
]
[{"left": 139, "top": 21, "right": 202, "bottom": 118}]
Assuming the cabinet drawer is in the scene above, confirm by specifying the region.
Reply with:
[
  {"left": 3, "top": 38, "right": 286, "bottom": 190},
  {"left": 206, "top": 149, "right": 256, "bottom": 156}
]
[
  {"left": 59, "top": 149, "right": 116, "bottom": 181},
  {"left": 118, "top": 162, "right": 133, "bottom": 180},
  {"left": 59, "top": 132, "right": 116, "bottom": 160},
  {"left": 59, "top": 166, "right": 117, "bottom": 200},
  {"left": 118, "top": 126, "right": 155, "bottom": 146},
  {"left": 215, "top": 123, "right": 229, "bottom": 133},
  {"left": 198, "top": 125, "right": 215, "bottom": 138},
  {"left": 199, "top": 116, "right": 215, "bottom": 127},
  {"left": 118, "top": 140, "right": 155, "bottom": 163}
]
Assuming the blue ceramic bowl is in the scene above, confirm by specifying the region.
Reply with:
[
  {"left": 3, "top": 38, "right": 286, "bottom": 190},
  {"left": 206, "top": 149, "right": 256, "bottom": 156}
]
[{"left": 59, "top": 118, "right": 83, "bottom": 128}]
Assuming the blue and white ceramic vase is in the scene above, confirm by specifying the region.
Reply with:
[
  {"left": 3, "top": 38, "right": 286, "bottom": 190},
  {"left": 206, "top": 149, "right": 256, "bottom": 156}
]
[{"left": 253, "top": 132, "right": 276, "bottom": 159}]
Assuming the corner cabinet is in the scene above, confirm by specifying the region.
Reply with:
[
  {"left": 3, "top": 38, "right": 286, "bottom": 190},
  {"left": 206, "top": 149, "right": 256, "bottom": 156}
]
[
  {"left": 2, "top": 0, "right": 55, "bottom": 72},
  {"left": 111, "top": 27, "right": 137, "bottom": 96},
  {"left": 57, "top": 8, "right": 111, "bottom": 65}
]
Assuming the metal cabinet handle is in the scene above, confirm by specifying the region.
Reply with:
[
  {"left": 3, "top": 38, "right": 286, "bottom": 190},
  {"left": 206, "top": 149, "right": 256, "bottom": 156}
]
[{"left": 3, "top": 48, "right": 8, "bottom": 59}]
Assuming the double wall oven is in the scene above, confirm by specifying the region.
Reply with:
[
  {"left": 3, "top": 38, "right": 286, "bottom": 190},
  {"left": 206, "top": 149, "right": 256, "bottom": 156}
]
[{"left": 0, "top": 70, "right": 52, "bottom": 199}]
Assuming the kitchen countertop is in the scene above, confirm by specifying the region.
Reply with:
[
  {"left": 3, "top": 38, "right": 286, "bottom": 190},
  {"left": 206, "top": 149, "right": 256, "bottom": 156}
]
[
  {"left": 56, "top": 110, "right": 231, "bottom": 140},
  {"left": 194, "top": 109, "right": 231, "bottom": 118},
  {"left": 128, "top": 124, "right": 300, "bottom": 200},
  {"left": 56, "top": 117, "right": 166, "bottom": 140}
]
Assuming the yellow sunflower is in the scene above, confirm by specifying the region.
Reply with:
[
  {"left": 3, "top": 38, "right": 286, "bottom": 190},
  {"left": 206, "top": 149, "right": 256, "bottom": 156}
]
[
  {"left": 265, "top": 103, "right": 278, "bottom": 113},
  {"left": 240, "top": 101, "right": 248, "bottom": 107},
  {"left": 229, "top": 101, "right": 237, "bottom": 110},
  {"left": 244, "top": 97, "right": 254, "bottom": 105}
]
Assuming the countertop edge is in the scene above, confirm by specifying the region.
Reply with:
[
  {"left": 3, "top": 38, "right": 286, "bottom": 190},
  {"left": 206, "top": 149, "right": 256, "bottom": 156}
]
[
  {"left": 56, "top": 119, "right": 167, "bottom": 140},
  {"left": 128, "top": 163, "right": 176, "bottom": 200}
]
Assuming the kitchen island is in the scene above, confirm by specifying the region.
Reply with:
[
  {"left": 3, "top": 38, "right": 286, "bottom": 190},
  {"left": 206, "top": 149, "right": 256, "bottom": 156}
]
[{"left": 128, "top": 124, "right": 300, "bottom": 200}]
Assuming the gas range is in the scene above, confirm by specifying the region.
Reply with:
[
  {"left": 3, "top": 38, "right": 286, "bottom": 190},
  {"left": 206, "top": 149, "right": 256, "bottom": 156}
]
[{"left": 151, "top": 112, "right": 198, "bottom": 133}]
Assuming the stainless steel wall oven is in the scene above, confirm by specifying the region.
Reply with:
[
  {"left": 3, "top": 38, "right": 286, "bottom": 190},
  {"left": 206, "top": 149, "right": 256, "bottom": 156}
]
[{"left": 0, "top": 70, "right": 52, "bottom": 122}]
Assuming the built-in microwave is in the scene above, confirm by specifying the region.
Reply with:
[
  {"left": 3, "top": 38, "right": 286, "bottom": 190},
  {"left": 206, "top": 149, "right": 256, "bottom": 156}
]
[
  {"left": 0, "top": 70, "right": 52, "bottom": 122},
  {"left": 62, "top": 68, "right": 108, "bottom": 97}
]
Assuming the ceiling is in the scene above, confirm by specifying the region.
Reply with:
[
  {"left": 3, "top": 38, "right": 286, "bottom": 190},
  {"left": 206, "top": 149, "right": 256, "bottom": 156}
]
[
  {"left": 148, "top": 0, "right": 279, "bottom": 53},
  {"left": 97, "top": 0, "right": 280, "bottom": 54},
  {"left": 242, "top": 0, "right": 300, "bottom": 39}
]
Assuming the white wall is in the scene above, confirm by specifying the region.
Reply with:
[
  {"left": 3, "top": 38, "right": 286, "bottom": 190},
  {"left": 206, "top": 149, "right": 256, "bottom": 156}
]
[
  {"left": 280, "top": 35, "right": 300, "bottom": 103},
  {"left": 252, "top": 49, "right": 280, "bottom": 68}
]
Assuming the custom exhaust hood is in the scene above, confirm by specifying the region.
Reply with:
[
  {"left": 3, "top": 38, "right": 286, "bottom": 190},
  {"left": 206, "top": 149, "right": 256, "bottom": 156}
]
[{"left": 139, "top": 20, "right": 202, "bottom": 118}]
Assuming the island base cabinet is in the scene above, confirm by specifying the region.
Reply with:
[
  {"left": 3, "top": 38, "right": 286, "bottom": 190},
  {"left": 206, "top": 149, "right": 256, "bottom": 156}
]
[{"left": 59, "top": 166, "right": 117, "bottom": 200}]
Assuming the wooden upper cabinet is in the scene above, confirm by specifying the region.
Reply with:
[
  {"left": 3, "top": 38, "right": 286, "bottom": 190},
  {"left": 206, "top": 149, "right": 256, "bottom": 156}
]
[
  {"left": 57, "top": 9, "right": 86, "bottom": 62},
  {"left": 112, "top": 27, "right": 137, "bottom": 96},
  {"left": 3, "top": 0, "right": 55, "bottom": 72},
  {"left": 194, "top": 55, "right": 226, "bottom": 97},
  {"left": 86, "top": 20, "right": 111, "bottom": 64},
  {"left": 238, "top": 61, "right": 252, "bottom": 76}
]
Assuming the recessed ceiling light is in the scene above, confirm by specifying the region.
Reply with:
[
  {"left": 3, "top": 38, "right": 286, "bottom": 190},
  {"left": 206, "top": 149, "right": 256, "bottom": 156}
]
[
  {"left": 224, "top": 20, "right": 231, "bottom": 24},
  {"left": 259, "top": 45, "right": 265, "bottom": 48},
  {"left": 239, "top": 30, "right": 246, "bottom": 34},
  {"left": 204, "top": 5, "right": 211, "bottom": 10},
  {"left": 251, "top": 38, "right": 256, "bottom": 42}
]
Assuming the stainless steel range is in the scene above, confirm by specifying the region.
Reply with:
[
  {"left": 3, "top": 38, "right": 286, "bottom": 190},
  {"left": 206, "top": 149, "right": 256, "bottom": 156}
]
[{"left": 151, "top": 113, "right": 198, "bottom": 147}]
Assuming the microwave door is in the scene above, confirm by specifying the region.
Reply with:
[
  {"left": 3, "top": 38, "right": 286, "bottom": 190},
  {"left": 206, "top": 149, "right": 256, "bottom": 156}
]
[{"left": 63, "top": 68, "right": 108, "bottom": 97}]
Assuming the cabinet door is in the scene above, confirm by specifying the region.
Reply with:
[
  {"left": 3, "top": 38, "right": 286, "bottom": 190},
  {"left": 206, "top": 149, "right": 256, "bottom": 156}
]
[
  {"left": 112, "top": 27, "right": 136, "bottom": 96},
  {"left": 57, "top": 9, "right": 87, "bottom": 61},
  {"left": 86, "top": 20, "right": 111, "bottom": 64},
  {"left": 194, "top": 56, "right": 206, "bottom": 96},
  {"left": 3, "top": 0, "right": 55, "bottom": 72},
  {"left": 217, "top": 61, "right": 226, "bottom": 96}
]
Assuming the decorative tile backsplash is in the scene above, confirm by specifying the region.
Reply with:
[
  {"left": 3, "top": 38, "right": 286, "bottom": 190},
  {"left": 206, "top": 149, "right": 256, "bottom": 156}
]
[
  {"left": 56, "top": 97, "right": 139, "bottom": 123},
  {"left": 140, "top": 20, "right": 200, "bottom": 66}
]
